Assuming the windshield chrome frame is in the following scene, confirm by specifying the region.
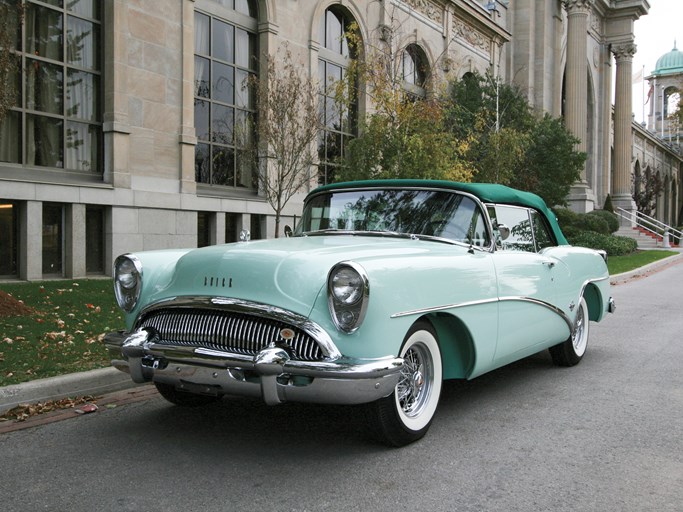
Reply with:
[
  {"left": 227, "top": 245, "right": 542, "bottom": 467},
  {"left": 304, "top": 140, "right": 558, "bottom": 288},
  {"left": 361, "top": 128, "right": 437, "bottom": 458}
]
[{"left": 295, "top": 186, "right": 496, "bottom": 253}]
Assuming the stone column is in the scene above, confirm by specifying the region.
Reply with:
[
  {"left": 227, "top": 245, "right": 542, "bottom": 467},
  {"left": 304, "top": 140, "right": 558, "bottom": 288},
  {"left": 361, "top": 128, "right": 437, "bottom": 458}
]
[
  {"left": 102, "top": 0, "right": 131, "bottom": 189},
  {"left": 20, "top": 201, "right": 42, "bottom": 281},
  {"left": 563, "top": 0, "right": 594, "bottom": 212},
  {"left": 563, "top": 0, "right": 593, "bottom": 160},
  {"left": 180, "top": 0, "right": 197, "bottom": 195},
  {"left": 611, "top": 42, "right": 638, "bottom": 220},
  {"left": 65, "top": 203, "right": 87, "bottom": 279}
]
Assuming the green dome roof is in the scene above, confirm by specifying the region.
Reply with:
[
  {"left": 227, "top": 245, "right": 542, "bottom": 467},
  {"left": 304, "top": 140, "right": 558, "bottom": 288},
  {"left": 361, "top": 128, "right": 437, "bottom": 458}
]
[{"left": 654, "top": 44, "right": 683, "bottom": 76}]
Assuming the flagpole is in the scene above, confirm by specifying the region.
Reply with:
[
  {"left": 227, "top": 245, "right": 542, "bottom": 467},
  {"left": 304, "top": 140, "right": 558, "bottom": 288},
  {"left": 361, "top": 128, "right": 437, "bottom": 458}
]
[
  {"left": 661, "top": 80, "right": 665, "bottom": 137},
  {"left": 641, "top": 65, "right": 645, "bottom": 123}
]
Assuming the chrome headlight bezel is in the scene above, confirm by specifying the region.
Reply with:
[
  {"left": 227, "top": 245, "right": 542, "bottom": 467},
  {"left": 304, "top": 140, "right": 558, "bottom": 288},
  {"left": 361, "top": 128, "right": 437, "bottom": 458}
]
[
  {"left": 327, "top": 261, "right": 369, "bottom": 334},
  {"left": 113, "top": 254, "right": 142, "bottom": 313}
]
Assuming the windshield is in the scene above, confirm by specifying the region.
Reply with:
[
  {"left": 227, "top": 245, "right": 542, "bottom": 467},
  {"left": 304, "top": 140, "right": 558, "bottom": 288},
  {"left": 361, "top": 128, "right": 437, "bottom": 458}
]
[{"left": 296, "top": 188, "right": 491, "bottom": 246}]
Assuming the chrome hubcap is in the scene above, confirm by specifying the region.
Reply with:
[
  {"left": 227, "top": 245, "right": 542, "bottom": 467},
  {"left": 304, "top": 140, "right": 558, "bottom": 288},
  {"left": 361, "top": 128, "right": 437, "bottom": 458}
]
[
  {"left": 397, "top": 344, "right": 432, "bottom": 417},
  {"left": 572, "top": 302, "right": 587, "bottom": 355}
]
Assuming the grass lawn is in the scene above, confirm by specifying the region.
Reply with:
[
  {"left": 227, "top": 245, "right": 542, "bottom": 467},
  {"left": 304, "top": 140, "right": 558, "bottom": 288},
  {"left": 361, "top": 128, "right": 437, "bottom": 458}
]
[
  {"left": 0, "top": 249, "right": 679, "bottom": 389},
  {"left": 607, "top": 250, "right": 679, "bottom": 276},
  {"left": 0, "top": 279, "right": 123, "bottom": 387}
]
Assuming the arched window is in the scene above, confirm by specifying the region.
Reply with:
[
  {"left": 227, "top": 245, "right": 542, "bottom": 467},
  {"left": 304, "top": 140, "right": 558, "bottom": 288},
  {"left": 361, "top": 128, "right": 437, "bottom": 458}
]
[
  {"left": 317, "top": 6, "right": 358, "bottom": 185},
  {"left": 401, "top": 44, "right": 428, "bottom": 98},
  {"left": 194, "top": 0, "right": 258, "bottom": 189},
  {"left": 664, "top": 86, "right": 680, "bottom": 119}
]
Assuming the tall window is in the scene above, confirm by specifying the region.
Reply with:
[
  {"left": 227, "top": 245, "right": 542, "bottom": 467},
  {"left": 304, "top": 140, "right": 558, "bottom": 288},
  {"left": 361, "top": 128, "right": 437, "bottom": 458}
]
[
  {"left": 0, "top": 200, "right": 19, "bottom": 277},
  {"left": 85, "top": 205, "right": 104, "bottom": 273},
  {"left": 401, "top": 44, "right": 428, "bottom": 99},
  {"left": 42, "top": 202, "right": 63, "bottom": 275},
  {"left": 0, "top": 0, "right": 102, "bottom": 174},
  {"left": 197, "top": 211, "right": 211, "bottom": 247},
  {"left": 225, "top": 212, "right": 238, "bottom": 242},
  {"left": 317, "top": 7, "right": 358, "bottom": 185},
  {"left": 194, "top": 0, "right": 258, "bottom": 189}
]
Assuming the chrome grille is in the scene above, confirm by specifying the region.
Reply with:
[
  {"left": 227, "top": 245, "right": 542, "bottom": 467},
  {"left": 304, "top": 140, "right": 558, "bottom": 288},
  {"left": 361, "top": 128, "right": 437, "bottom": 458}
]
[{"left": 138, "top": 308, "right": 324, "bottom": 361}]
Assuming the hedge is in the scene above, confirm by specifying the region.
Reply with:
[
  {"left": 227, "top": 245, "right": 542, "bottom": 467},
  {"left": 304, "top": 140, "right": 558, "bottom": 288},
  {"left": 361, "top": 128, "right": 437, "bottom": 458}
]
[{"left": 568, "top": 232, "right": 638, "bottom": 256}]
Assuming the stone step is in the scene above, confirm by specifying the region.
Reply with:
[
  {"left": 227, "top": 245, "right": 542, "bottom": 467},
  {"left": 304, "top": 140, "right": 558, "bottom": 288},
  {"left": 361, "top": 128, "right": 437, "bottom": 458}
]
[{"left": 616, "top": 227, "right": 673, "bottom": 249}]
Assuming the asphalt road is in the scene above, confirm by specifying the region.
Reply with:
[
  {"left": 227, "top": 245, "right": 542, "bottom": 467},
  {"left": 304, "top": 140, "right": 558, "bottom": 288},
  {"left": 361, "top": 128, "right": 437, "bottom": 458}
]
[{"left": 1, "top": 261, "right": 682, "bottom": 512}]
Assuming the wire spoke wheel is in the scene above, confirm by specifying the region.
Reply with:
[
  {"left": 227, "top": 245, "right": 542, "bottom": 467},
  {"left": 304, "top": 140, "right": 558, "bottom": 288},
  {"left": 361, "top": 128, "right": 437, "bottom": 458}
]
[
  {"left": 550, "top": 296, "right": 590, "bottom": 367},
  {"left": 366, "top": 321, "right": 442, "bottom": 447}
]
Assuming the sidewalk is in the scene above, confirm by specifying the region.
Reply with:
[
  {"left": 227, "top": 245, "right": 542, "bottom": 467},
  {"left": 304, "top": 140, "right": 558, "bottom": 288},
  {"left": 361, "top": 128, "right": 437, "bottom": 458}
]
[
  {"left": 0, "top": 367, "right": 144, "bottom": 415},
  {"left": 2, "top": 251, "right": 682, "bottom": 415}
]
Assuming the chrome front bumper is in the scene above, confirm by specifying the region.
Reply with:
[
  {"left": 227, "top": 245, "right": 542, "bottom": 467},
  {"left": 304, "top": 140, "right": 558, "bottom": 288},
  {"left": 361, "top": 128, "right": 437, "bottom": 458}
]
[{"left": 104, "top": 329, "right": 404, "bottom": 406}]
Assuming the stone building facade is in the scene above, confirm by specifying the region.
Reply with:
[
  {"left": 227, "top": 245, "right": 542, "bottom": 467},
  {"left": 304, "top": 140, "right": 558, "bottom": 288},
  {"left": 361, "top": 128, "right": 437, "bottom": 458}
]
[{"left": 0, "top": 0, "right": 679, "bottom": 281}]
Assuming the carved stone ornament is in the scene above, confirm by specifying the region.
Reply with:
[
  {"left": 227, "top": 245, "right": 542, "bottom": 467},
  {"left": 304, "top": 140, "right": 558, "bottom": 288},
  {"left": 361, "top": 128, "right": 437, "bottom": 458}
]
[
  {"left": 562, "top": 0, "right": 595, "bottom": 14},
  {"left": 398, "top": 0, "right": 444, "bottom": 25},
  {"left": 452, "top": 18, "right": 490, "bottom": 54},
  {"left": 589, "top": 9, "right": 602, "bottom": 34},
  {"left": 611, "top": 43, "right": 637, "bottom": 62}
]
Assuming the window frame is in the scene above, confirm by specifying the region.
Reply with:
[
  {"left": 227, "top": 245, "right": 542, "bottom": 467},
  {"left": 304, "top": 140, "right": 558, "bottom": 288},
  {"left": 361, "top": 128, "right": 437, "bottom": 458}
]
[
  {"left": 488, "top": 204, "right": 558, "bottom": 253},
  {"left": 316, "top": 6, "right": 359, "bottom": 186},
  {"left": 0, "top": 0, "right": 103, "bottom": 178},
  {"left": 193, "top": 1, "right": 259, "bottom": 191}
]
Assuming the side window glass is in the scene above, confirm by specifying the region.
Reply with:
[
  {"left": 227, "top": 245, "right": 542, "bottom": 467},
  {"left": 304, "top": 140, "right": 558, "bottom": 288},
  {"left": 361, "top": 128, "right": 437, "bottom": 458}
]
[
  {"left": 530, "top": 210, "right": 554, "bottom": 250},
  {"left": 436, "top": 195, "right": 476, "bottom": 242},
  {"left": 493, "top": 205, "right": 535, "bottom": 252},
  {"left": 468, "top": 207, "right": 490, "bottom": 248}
]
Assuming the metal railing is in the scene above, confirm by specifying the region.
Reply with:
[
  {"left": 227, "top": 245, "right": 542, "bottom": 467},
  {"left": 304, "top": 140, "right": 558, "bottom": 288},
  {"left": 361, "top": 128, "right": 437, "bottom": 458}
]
[{"left": 616, "top": 208, "right": 682, "bottom": 248}]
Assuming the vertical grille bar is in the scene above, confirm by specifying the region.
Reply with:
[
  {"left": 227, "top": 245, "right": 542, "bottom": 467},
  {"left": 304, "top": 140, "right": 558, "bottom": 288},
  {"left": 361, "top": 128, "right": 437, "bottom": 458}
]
[{"left": 138, "top": 308, "right": 324, "bottom": 361}]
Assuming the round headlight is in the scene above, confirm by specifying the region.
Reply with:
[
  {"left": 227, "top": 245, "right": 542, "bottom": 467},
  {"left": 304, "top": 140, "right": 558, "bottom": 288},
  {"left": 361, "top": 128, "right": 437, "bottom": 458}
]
[
  {"left": 330, "top": 267, "right": 364, "bottom": 305},
  {"left": 116, "top": 258, "right": 139, "bottom": 290},
  {"left": 327, "top": 262, "right": 369, "bottom": 334},
  {"left": 114, "top": 255, "right": 142, "bottom": 312}
]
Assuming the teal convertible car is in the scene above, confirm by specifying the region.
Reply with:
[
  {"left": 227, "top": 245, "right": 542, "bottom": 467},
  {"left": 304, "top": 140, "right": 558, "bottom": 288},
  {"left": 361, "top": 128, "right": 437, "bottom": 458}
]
[{"left": 105, "top": 180, "right": 614, "bottom": 446}]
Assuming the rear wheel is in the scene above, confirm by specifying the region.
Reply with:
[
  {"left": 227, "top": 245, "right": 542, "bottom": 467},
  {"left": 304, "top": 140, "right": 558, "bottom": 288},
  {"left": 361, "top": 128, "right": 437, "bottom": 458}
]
[
  {"left": 549, "top": 296, "right": 589, "bottom": 367},
  {"left": 154, "top": 382, "right": 221, "bottom": 407},
  {"left": 367, "top": 321, "right": 443, "bottom": 447}
]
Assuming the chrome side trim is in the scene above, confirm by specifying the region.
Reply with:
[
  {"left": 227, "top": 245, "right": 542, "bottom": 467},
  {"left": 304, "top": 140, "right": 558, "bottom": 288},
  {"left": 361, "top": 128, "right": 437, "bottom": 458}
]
[
  {"left": 391, "top": 296, "right": 574, "bottom": 335},
  {"left": 135, "top": 296, "right": 341, "bottom": 360},
  {"left": 390, "top": 297, "right": 499, "bottom": 318}
]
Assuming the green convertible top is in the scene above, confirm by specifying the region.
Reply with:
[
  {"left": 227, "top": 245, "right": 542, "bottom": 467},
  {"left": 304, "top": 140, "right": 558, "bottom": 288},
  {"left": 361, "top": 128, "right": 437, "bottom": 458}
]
[{"left": 310, "top": 179, "right": 569, "bottom": 246}]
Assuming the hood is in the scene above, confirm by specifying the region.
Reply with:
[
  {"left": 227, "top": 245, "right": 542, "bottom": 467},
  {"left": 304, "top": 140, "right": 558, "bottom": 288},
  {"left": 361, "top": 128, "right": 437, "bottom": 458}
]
[{"left": 143, "top": 235, "right": 444, "bottom": 317}]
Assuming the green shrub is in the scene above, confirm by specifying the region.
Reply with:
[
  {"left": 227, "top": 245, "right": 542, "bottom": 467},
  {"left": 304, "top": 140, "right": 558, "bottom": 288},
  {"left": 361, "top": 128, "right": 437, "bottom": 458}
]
[
  {"left": 581, "top": 213, "right": 610, "bottom": 235},
  {"left": 553, "top": 207, "right": 579, "bottom": 230},
  {"left": 569, "top": 232, "right": 637, "bottom": 256},
  {"left": 603, "top": 194, "right": 614, "bottom": 213},
  {"left": 588, "top": 209, "right": 619, "bottom": 233}
]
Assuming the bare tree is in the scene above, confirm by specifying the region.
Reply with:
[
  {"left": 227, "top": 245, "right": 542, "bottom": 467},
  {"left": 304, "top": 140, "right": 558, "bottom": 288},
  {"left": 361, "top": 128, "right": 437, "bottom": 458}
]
[
  {"left": 633, "top": 168, "right": 663, "bottom": 217},
  {"left": 241, "top": 45, "right": 324, "bottom": 237},
  {"left": 0, "top": 1, "right": 22, "bottom": 122}
]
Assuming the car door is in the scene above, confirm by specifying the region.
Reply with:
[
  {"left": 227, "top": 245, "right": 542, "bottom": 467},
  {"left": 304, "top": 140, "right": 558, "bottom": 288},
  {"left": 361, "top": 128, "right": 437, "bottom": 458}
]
[{"left": 488, "top": 205, "right": 567, "bottom": 366}]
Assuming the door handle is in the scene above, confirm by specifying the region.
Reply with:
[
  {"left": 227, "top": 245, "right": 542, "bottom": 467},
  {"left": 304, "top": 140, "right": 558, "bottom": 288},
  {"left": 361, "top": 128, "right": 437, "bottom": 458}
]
[{"left": 541, "top": 259, "right": 555, "bottom": 268}]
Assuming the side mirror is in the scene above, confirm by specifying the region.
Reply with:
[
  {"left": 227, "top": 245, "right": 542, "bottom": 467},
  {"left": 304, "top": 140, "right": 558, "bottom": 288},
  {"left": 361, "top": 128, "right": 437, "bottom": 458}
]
[
  {"left": 496, "top": 223, "right": 510, "bottom": 241},
  {"left": 284, "top": 225, "right": 292, "bottom": 238}
]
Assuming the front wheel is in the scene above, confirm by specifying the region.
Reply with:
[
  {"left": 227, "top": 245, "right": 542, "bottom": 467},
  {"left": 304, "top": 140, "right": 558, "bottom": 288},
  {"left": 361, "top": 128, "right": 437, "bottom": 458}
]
[
  {"left": 549, "top": 296, "right": 589, "bottom": 367},
  {"left": 366, "top": 321, "right": 443, "bottom": 447}
]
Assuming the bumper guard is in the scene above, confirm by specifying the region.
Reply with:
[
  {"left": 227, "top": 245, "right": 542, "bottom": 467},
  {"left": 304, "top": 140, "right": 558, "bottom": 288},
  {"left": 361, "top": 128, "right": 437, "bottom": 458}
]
[{"left": 104, "top": 329, "right": 403, "bottom": 406}]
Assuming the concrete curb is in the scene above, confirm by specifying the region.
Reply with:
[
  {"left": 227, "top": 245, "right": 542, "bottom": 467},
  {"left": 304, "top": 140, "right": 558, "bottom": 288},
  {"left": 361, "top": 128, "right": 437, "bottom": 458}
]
[
  {"left": 609, "top": 251, "right": 683, "bottom": 285},
  {"left": 0, "top": 367, "right": 140, "bottom": 415}
]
